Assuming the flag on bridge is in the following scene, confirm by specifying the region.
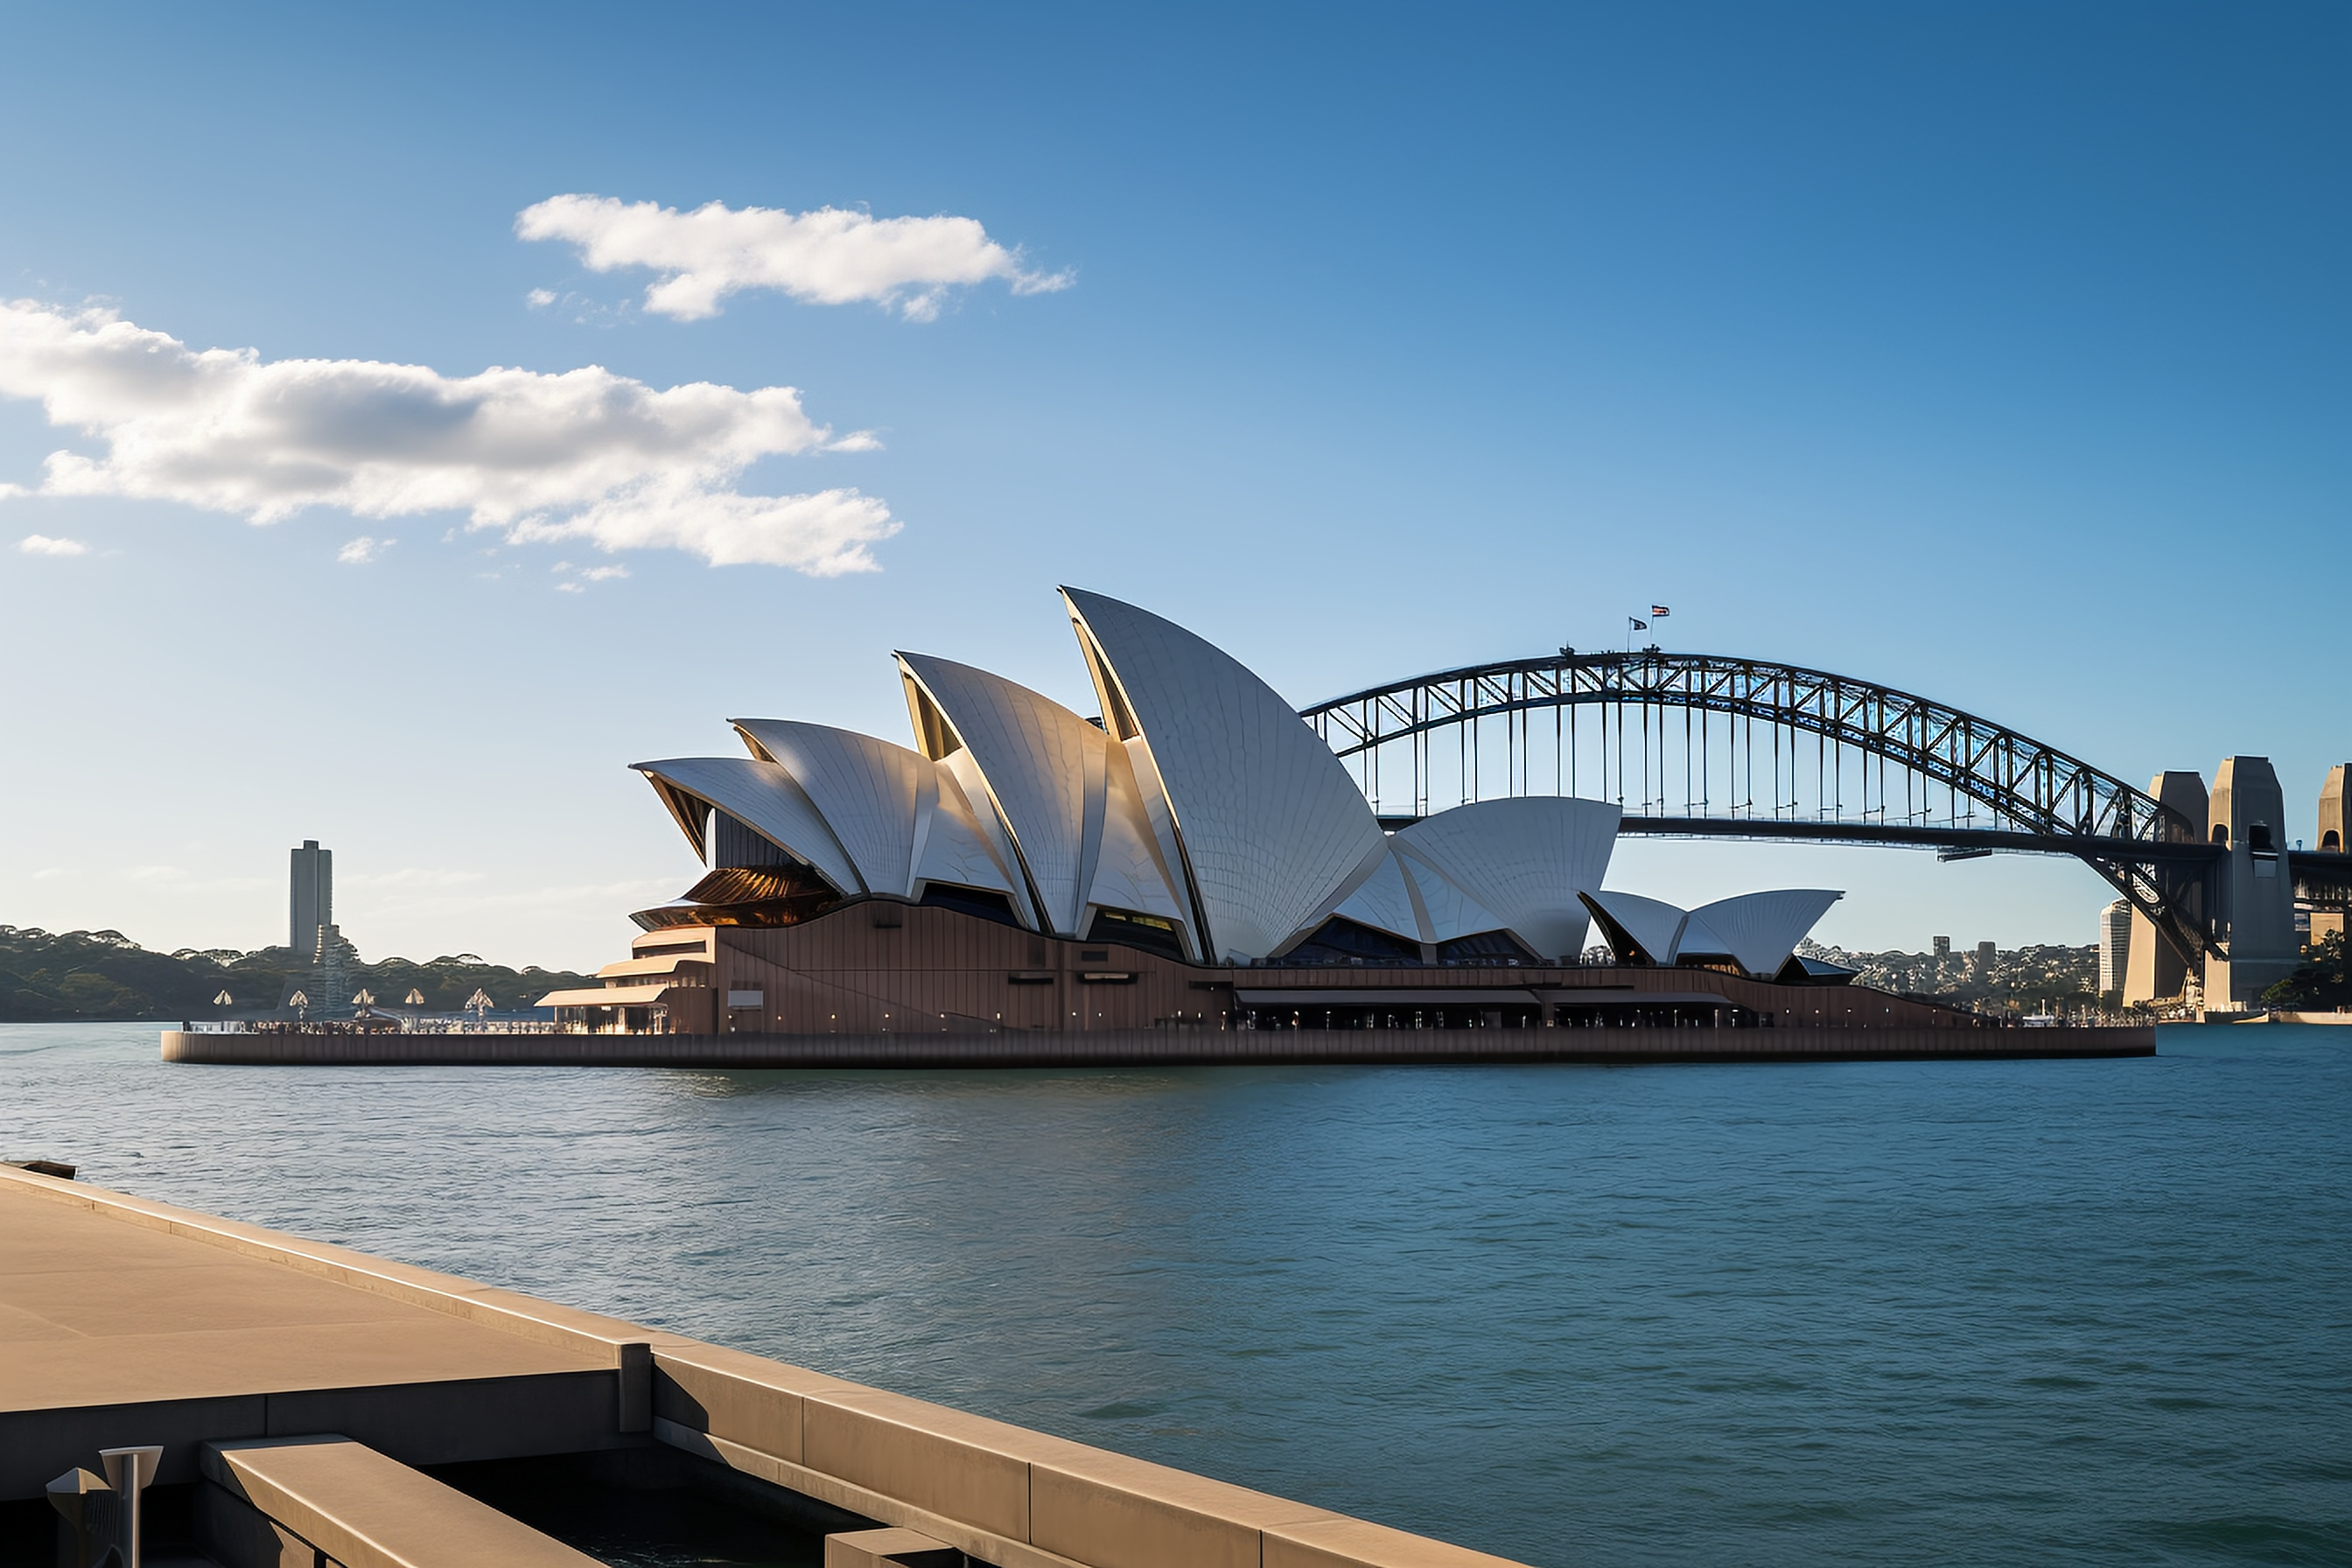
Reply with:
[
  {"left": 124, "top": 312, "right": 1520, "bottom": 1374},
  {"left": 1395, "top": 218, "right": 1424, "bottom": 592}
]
[
  {"left": 1629, "top": 618, "right": 1648, "bottom": 632},
  {"left": 1651, "top": 606, "right": 1671, "bottom": 617}
]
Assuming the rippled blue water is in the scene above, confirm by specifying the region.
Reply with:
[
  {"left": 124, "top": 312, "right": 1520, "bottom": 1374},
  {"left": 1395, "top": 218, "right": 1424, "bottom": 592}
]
[{"left": 4, "top": 1024, "right": 2347, "bottom": 1566}]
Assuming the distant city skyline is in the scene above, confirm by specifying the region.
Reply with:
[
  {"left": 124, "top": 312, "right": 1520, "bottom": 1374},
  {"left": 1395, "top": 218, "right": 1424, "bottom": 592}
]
[{"left": 0, "top": 4, "right": 2342, "bottom": 967}]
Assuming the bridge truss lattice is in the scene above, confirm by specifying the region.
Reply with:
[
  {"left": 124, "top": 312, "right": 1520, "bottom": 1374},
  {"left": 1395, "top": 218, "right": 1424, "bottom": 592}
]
[{"left": 1299, "top": 650, "right": 2219, "bottom": 965}]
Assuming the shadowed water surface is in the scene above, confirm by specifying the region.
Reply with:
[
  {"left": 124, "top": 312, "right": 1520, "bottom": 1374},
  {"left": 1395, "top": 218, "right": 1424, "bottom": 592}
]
[{"left": 4, "top": 1023, "right": 2347, "bottom": 1566}]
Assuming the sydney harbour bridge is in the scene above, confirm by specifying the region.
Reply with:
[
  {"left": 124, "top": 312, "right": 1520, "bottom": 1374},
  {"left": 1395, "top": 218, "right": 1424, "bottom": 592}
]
[{"left": 1299, "top": 648, "right": 2351, "bottom": 998}]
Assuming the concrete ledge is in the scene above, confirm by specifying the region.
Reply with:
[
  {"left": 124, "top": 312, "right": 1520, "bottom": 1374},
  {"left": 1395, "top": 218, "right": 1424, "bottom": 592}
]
[
  {"left": 162, "top": 1025, "right": 2157, "bottom": 1068},
  {"left": 828, "top": 1527, "right": 964, "bottom": 1567},
  {"left": 655, "top": 1419, "right": 1095, "bottom": 1568},
  {"left": 3, "top": 1394, "right": 265, "bottom": 1497},
  {"left": 802, "top": 1385, "right": 1064, "bottom": 1542},
  {"left": 0, "top": 1162, "right": 661, "bottom": 1376},
  {"left": 8, "top": 1165, "right": 1537, "bottom": 1567},
  {"left": 202, "top": 1434, "right": 602, "bottom": 1568},
  {"left": 196, "top": 1476, "right": 323, "bottom": 1568},
  {"left": 654, "top": 1340, "right": 868, "bottom": 1466},
  {"left": 1265, "top": 1516, "right": 1531, "bottom": 1568},
  {"left": 3, "top": 1376, "right": 626, "bottom": 1499},
  {"left": 1029, "top": 1445, "right": 1335, "bottom": 1568}
]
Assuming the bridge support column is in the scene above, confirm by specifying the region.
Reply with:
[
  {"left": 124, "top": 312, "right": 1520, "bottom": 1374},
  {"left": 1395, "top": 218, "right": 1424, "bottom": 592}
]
[
  {"left": 2125, "top": 771, "right": 2209, "bottom": 1006},
  {"left": 2206, "top": 757, "right": 2300, "bottom": 1008},
  {"left": 2313, "top": 766, "right": 2349, "bottom": 949}
]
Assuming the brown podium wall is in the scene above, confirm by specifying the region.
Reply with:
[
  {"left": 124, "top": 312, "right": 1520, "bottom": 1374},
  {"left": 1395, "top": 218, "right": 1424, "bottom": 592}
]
[{"left": 690, "top": 901, "right": 1998, "bottom": 1036}]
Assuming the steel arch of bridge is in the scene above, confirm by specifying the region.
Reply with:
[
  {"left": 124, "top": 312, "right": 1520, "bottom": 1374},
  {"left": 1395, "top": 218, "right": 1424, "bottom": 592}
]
[{"left": 1298, "top": 650, "right": 2220, "bottom": 965}]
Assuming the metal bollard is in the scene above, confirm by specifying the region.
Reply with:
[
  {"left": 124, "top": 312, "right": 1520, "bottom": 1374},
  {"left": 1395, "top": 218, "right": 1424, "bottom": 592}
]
[
  {"left": 46, "top": 1467, "right": 122, "bottom": 1568},
  {"left": 98, "top": 1446, "right": 164, "bottom": 1567}
]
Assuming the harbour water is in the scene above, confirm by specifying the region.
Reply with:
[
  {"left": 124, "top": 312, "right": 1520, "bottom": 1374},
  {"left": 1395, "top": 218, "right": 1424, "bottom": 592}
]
[{"left": 4, "top": 1022, "right": 2345, "bottom": 1567}]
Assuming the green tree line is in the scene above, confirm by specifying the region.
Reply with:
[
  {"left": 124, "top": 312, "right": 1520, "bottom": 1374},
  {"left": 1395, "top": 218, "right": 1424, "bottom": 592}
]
[
  {"left": 0, "top": 926, "right": 595, "bottom": 1022},
  {"left": 2264, "top": 931, "right": 2349, "bottom": 1011}
]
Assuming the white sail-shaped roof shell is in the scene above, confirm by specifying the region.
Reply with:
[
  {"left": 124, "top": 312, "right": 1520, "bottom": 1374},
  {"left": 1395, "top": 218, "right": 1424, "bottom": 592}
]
[
  {"left": 1394, "top": 797, "right": 1621, "bottom": 962},
  {"left": 896, "top": 652, "right": 1185, "bottom": 943},
  {"left": 1391, "top": 843, "right": 1509, "bottom": 944},
  {"left": 1581, "top": 889, "right": 1690, "bottom": 966},
  {"left": 934, "top": 748, "right": 1042, "bottom": 928},
  {"left": 1678, "top": 890, "right": 1842, "bottom": 977},
  {"left": 1331, "top": 845, "right": 1428, "bottom": 944},
  {"left": 1061, "top": 586, "right": 1387, "bottom": 961},
  {"left": 1326, "top": 841, "right": 1511, "bottom": 952},
  {"left": 632, "top": 756, "right": 863, "bottom": 895},
  {"left": 731, "top": 718, "right": 1018, "bottom": 905},
  {"left": 1089, "top": 742, "right": 1191, "bottom": 934},
  {"left": 733, "top": 719, "right": 926, "bottom": 896},
  {"left": 914, "top": 768, "right": 1024, "bottom": 904}
]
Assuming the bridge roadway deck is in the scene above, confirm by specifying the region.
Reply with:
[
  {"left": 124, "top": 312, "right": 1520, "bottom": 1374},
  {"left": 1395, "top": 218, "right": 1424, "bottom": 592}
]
[{"left": 0, "top": 1162, "right": 1523, "bottom": 1567}]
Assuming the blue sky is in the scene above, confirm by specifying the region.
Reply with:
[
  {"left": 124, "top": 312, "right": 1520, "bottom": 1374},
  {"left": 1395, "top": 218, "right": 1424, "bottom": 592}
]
[{"left": 1, "top": 2, "right": 2343, "bottom": 968}]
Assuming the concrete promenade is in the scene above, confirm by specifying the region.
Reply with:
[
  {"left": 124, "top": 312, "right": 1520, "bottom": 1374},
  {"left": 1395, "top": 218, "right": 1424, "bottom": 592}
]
[
  {"left": 1, "top": 1161, "right": 1524, "bottom": 1567},
  {"left": 160, "top": 1024, "right": 2156, "bottom": 1068}
]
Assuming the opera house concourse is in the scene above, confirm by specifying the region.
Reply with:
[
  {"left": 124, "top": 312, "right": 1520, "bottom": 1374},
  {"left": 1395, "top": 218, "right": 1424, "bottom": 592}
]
[{"left": 540, "top": 588, "right": 1867, "bottom": 1038}]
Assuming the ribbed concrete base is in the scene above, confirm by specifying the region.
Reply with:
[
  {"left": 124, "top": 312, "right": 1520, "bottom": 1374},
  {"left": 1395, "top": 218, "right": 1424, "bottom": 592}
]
[{"left": 161, "top": 1026, "right": 2155, "bottom": 1068}]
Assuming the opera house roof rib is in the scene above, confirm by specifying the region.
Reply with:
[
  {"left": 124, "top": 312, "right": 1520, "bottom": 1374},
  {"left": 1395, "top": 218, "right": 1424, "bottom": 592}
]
[
  {"left": 622, "top": 584, "right": 1846, "bottom": 972},
  {"left": 635, "top": 724, "right": 1025, "bottom": 921},
  {"left": 1060, "top": 586, "right": 1390, "bottom": 962},
  {"left": 895, "top": 651, "right": 1189, "bottom": 948}
]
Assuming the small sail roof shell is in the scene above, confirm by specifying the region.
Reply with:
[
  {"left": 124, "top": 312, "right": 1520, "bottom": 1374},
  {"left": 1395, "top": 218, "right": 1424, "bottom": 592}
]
[
  {"left": 1395, "top": 797, "right": 1621, "bottom": 962},
  {"left": 1678, "top": 890, "right": 1844, "bottom": 977},
  {"left": 1580, "top": 889, "right": 1690, "bottom": 966},
  {"left": 632, "top": 755, "right": 863, "bottom": 896}
]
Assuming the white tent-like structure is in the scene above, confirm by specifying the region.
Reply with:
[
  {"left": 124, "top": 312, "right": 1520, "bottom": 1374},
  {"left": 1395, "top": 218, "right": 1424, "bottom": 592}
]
[
  {"left": 626, "top": 587, "right": 1844, "bottom": 970},
  {"left": 639, "top": 724, "right": 1025, "bottom": 914},
  {"left": 1581, "top": 887, "right": 1844, "bottom": 979},
  {"left": 1578, "top": 890, "right": 1690, "bottom": 968},
  {"left": 1676, "top": 891, "right": 1845, "bottom": 978},
  {"left": 1323, "top": 797, "right": 1622, "bottom": 963},
  {"left": 1060, "top": 587, "right": 1390, "bottom": 962},
  {"left": 895, "top": 652, "right": 1191, "bottom": 948}
]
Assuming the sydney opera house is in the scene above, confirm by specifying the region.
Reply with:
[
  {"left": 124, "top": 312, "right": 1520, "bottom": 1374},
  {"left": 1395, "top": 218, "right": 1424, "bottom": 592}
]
[{"left": 541, "top": 589, "right": 1894, "bottom": 1036}]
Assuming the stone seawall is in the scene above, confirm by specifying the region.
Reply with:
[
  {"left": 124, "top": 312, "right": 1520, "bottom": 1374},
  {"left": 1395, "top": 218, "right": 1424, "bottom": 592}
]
[
  {"left": 162, "top": 1026, "right": 2156, "bottom": 1068},
  {"left": 0, "top": 1162, "right": 1541, "bottom": 1566}
]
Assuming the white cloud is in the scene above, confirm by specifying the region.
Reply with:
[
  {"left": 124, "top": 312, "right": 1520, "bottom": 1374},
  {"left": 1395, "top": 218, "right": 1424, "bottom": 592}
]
[
  {"left": 338, "top": 535, "right": 392, "bottom": 564},
  {"left": 0, "top": 299, "right": 900, "bottom": 574},
  {"left": 516, "top": 193, "right": 1074, "bottom": 321},
  {"left": 18, "top": 532, "right": 87, "bottom": 556},
  {"left": 525, "top": 288, "right": 557, "bottom": 308},
  {"left": 551, "top": 556, "right": 629, "bottom": 594}
]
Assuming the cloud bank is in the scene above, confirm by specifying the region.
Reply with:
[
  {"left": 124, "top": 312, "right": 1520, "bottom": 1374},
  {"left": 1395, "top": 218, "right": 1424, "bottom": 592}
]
[
  {"left": 516, "top": 194, "right": 1073, "bottom": 321},
  {"left": 0, "top": 300, "right": 898, "bottom": 572}
]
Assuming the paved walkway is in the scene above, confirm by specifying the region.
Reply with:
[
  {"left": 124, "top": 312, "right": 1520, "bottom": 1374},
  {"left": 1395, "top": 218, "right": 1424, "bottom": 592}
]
[{"left": 0, "top": 1179, "right": 602, "bottom": 1418}]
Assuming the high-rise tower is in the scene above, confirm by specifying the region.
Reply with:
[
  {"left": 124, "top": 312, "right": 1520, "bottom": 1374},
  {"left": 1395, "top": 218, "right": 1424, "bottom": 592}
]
[
  {"left": 290, "top": 839, "right": 332, "bottom": 956},
  {"left": 2098, "top": 900, "right": 2132, "bottom": 994}
]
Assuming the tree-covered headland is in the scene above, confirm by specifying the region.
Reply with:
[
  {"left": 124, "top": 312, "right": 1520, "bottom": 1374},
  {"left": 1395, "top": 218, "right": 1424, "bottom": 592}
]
[
  {"left": 0, "top": 925, "right": 594, "bottom": 1022},
  {"left": 2263, "top": 931, "right": 2349, "bottom": 1011}
]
